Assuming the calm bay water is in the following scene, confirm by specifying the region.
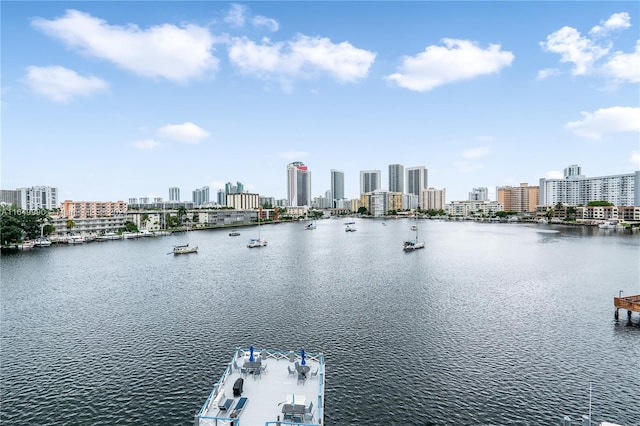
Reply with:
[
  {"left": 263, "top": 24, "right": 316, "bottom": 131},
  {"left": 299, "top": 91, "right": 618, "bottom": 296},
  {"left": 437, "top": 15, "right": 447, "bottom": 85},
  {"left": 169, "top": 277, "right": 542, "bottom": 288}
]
[{"left": 1, "top": 219, "right": 639, "bottom": 425}]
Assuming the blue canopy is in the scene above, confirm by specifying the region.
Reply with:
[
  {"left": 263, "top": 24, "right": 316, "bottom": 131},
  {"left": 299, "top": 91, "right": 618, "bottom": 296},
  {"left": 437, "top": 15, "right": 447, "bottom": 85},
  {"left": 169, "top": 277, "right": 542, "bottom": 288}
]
[{"left": 301, "top": 348, "right": 306, "bottom": 365}]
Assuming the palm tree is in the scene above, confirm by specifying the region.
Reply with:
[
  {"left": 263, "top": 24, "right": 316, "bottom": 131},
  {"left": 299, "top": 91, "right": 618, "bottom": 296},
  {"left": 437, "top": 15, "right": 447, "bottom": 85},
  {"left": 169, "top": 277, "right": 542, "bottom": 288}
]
[{"left": 66, "top": 219, "right": 76, "bottom": 234}]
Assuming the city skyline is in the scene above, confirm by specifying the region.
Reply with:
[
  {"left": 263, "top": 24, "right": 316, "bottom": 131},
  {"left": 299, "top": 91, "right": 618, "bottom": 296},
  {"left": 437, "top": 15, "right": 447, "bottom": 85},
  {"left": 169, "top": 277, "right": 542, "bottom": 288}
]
[{"left": 2, "top": 2, "right": 639, "bottom": 202}]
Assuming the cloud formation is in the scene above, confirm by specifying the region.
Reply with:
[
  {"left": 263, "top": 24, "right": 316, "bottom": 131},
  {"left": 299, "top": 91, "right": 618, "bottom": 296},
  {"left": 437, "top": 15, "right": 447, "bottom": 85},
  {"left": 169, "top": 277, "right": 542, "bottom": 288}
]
[
  {"left": 157, "top": 122, "right": 209, "bottom": 144},
  {"left": 25, "top": 65, "right": 108, "bottom": 103},
  {"left": 565, "top": 106, "right": 640, "bottom": 139},
  {"left": 540, "top": 12, "right": 639, "bottom": 82},
  {"left": 228, "top": 34, "right": 376, "bottom": 84},
  {"left": 386, "top": 39, "right": 514, "bottom": 92},
  {"left": 32, "top": 9, "right": 219, "bottom": 82}
]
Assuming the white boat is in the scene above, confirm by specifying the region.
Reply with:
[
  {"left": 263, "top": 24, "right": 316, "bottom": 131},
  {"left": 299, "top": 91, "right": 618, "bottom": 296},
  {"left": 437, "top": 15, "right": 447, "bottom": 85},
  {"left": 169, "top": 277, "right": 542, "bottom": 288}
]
[
  {"left": 17, "top": 240, "right": 36, "bottom": 250},
  {"left": 173, "top": 243, "right": 198, "bottom": 254},
  {"left": 67, "top": 235, "right": 85, "bottom": 244},
  {"left": 598, "top": 221, "right": 617, "bottom": 229},
  {"left": 34, "top": 237, "right": 52, "bottom": 247},
  {"left": 247, "top": 238, "right": 267, "bottom": 248},
  {"left": 122, "top": 231, "right": 140, "bottom": 239},
  {"left": 229, "top": 230, "right": 241, "bottom": 236},
  {"left": 97, "top": 232, "right": 122, "bottom": 241},
  {"left": 248, "top": 212, "right": 267, "bottom": 248},
  {"left": 194, "top": 346, "right": 324, "bottom": 426},
  {"left": 403, "top": 225, "right": 425, "bottom": 251},
  {"left": 538, "top": 218, "right": 548, "bottom": 224},
  {"left": 345, "top": 225, "right": 356, "bottom": 232},
  {"left": 305, "top": 222, "right": 317, "bottom": 230}
]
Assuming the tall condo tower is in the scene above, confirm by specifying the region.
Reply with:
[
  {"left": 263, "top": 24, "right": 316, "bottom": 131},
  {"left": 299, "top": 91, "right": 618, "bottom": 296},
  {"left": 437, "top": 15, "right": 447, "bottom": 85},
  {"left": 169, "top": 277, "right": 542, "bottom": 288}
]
[
  {"left": 406, "top": 166, "right": 428, "bottom": 207},
  {"left": 331, "top": 169, "right": 345, "bottom": 207},
  {"left": 287, "top": 161, "right": 312, "bottom": 206},
  {"left": 389, "top": 164, "right": 404, "bottom": 193},
  {"left": 169, "top": 187, "right": 180, "bottom": 202},
  {"left": 360, "top": 170, "right": 381, "bottom": 194}
]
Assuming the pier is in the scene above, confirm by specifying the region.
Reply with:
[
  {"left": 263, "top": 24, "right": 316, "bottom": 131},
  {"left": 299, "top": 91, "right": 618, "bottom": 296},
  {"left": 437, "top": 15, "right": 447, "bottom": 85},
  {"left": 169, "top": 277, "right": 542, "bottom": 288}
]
[{"left": 614, "top": 294, "right": 640, "bottom": 323}]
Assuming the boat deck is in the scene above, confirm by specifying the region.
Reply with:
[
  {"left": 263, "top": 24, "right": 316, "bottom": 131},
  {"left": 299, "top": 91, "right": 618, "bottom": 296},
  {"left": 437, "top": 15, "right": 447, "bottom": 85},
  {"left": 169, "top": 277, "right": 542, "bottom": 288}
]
[{"left": 195, "top": 348, "right": 324, "bottom": 426}]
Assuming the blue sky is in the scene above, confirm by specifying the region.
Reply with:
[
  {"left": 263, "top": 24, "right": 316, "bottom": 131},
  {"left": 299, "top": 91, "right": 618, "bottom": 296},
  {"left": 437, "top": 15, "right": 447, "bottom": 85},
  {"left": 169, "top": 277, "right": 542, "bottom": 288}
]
[{"left": 2, "top": 1, "right": 639, "bottom": 203}]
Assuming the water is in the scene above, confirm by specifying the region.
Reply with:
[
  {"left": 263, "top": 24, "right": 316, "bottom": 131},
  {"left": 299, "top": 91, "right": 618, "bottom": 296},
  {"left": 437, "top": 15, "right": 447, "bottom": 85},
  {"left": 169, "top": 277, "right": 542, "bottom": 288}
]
[{"left": 1, "top": 219, "right": 639, "bottom": 425}]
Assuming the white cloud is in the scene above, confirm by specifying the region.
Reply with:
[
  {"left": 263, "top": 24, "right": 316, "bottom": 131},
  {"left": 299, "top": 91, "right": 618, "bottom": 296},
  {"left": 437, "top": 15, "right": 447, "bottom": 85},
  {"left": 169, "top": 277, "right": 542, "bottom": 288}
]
[
  {"left": 590, "top": 12, "right": 631, "bottom": 35},
  {"left": 25, "top": 65, "right": 108, "bottom": 103},
  {"left": 603, "top": 40, "right": 640, "bottom": 83},
  {"left": 462, "top": 146, "right": 490, "bottom": 159},
  {"left": 565, "top": 106, "right": 640, "bottom": 139},
  {"left": 280, "top": 151, "right": 309, "bottom": 160},
  {"left": 157, "top": 122, "right": 209, "bottom": 144},
  {"left": 385, "top": 39, "right": 514, "bottom": 92},
  {"left": 545, "top": 170, "right": 564, "bottom": 179},
  {"left": 224, "top": 4, "right": 247, "bottom": 27},
  {"left": 629, "top": 151, "right": 640, "bottom": 168},
  {"left": 32, "top": 9, "right": 218, "bottom": 82},
  {"left": 540, "top": 26, "right": 609, "bottom": 75},
  {"left": 475, "top": 135, "right": 495, "bottom": 142},
  {"left": 536, "top": 68, "right": 561, "bottom": 80},
  {"left": 133, "top": 139, "right": 160, "bottom": 150},
  {"left": 228, "top": 34, "right": 376, "bottom": 85},
  {"left": 252, "top": 15, "right": 279, "bottom": 32}
]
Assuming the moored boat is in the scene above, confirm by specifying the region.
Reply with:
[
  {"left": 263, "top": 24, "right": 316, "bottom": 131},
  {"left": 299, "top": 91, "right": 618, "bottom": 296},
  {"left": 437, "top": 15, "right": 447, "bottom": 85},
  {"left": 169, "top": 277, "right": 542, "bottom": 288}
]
[
  {"left": 247, "top": 238, "right": 267, "bottom": 248},
  {"left": 229, "top": 230, "right": 241, "bottom": 236},
  {"left": 173, "top": 243, "right": 198, "bottom": 254},
  {"left": 194, "top": 346, "right": 324, "bottom": 426},
  {"left": 598, "top": 221, "right": 617, "bottom": 229},
  {"left": 67, "top": 235, "right": 86, "bottom": 244},
  {"left": 34, "top": 237, "right": 52, "bottom": 247},
  {"left": 17, "top": 240, "right": 36, "bottom": 250}
]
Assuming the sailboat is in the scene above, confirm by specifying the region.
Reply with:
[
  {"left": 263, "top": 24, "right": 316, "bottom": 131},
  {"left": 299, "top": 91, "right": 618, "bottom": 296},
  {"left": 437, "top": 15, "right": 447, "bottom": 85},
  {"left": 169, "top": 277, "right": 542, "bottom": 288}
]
[
  {"left": 172, "top": 220, "right": 198, "bottom": 254},
  {"left": 403, "top": 224, "right": 425, "bottom": 251},
  {"left": 247, "top": 209, "right": 267, "bottom": 248}
]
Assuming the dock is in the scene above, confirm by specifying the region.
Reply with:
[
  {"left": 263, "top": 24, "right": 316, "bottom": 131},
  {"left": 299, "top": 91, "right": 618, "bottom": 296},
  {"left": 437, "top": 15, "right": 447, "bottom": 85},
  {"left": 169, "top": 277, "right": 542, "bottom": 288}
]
[{"left": 614, "top": 294, "right": 640, "bottom": 323}]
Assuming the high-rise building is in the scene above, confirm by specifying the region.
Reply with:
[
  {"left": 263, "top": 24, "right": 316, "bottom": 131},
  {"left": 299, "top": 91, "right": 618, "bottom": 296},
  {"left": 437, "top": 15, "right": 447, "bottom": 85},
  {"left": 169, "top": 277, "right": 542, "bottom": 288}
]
[
  {"left": 169, "top": 187, "right": 180, "bottom": 202},
  {"left": 217, "top": 189, "right": 226, "bottom": 206},
  {"left": 497, "top": 183, "right": 539, "bottom": 213},
  {"left": 406, "top": 166, "right": 428, "bottom": 208},
  {"left": 287, "top": 161, "right": 311, "bottom": 206},
  {"left": 225, "top": 182, "right": 244, "bottom": 194},
  {"left": 424, "top": 188, "right": 446, "bottom": 210},
  {"left": 389, "top": 164, "right": 404, "bottom": 193},
  {"left": 360, "top": 170, "right": 381, "bottom": 194},
  {"left": 469, "top": 187, "right": 488, "bottom": 201},
  {"left": 539, "top": 166, "right": 639, "bottom": 207},
  {"left": 17, "top": 186, "right": 58, "bottom": 210},
  {"left": 192, "top": 186, "right": 210, "bottom": 206},
  {"left": 331, "top": 169, "right": 344, "bottom": 207}
]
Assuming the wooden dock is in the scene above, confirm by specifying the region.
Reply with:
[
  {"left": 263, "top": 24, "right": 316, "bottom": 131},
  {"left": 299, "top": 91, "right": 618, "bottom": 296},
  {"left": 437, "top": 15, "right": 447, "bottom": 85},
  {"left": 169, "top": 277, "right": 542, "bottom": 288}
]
[{"left": 614, "top": 294, "right": 640, "bottom": 322}]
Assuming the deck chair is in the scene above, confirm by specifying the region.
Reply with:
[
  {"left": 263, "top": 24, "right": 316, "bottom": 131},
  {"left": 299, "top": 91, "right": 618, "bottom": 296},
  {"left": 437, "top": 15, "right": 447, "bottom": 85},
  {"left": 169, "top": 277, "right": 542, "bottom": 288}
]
[
  {"left": 287, "top": 365, "right": 296, "bottom": 375},
  {"left": 231, "top": 397, "right": 248, "bottom": 417},
  {"left": 297, "top": 373, "right": 306, "bottom": 385},
  {"left": 304, "top": 402, "right": 314, "bottom": 421},
  {"left": 310, "top": 368, "right": 318, "bottom": 378},
  {"left": 233, "top": 360, "right": 240, "bottom": 372},
  {"left": 253, "top": 368, "right": 262, "bottom": 380}
]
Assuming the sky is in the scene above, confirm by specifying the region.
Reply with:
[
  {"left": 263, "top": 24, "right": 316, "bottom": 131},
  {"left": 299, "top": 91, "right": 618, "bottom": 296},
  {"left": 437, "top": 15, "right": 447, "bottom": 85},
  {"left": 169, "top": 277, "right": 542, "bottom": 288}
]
[{"left": 2, "top": 1, "right": 639, "bottom": 203}]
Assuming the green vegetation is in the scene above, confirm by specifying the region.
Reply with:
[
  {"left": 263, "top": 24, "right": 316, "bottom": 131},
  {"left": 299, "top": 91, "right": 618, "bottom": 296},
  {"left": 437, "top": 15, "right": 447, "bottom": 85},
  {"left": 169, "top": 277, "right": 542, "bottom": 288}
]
[
  {"left": 0, "top": 207, "right": 52, "bottom": 246},
  {"left": 587, "top": 201, "right": 614, "bottom": 207}
]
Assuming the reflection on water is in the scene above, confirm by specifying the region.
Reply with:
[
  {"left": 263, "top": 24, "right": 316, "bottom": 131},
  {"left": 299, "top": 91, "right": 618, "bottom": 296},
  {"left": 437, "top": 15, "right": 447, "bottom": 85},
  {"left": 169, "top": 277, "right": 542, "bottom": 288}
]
[{"left": 1, "top": 220, "right": 639, "bottom": 425}]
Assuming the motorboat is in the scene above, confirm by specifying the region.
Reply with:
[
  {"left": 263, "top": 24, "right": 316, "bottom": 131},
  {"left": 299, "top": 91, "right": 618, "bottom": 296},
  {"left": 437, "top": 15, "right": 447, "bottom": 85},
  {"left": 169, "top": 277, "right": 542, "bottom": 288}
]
[
  {"left": 305, "top": 222, "right": 317, "bottom": 230},
  {"left": 403, "top": 240, "right": 425, "bottom": 251},
  {"left": 229, "top": 230, "right": 241, "bottom": 236},
  {"left": 193, "top": 346, "right": 324, "bottom": 426},
  {"left": 345, "top": 225, "right": 356, "bottom": 232},
  {"left": 34, "top": 237, "right": 52, "bottom": 247},
  {"left": 67, "top": 235, "right": 85, "bottom": 244},
  {"left": 17, "top": 240, "right": 36, "bottom": 250},
  {"left": 598, "top": 221, "right": 617, "bottom": 229},
  {"left": 173, "top": 243, "right": 198, "bottom": 254}
]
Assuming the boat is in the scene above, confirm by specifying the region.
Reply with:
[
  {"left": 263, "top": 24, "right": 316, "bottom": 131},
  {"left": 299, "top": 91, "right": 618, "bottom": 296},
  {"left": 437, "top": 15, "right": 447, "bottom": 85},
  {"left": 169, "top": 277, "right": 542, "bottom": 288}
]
[
  {"left": 173, "top": 243, "right": 198, "bottom": 254},
  {"left": 193, "top": 346, "right": 324, "bottom": 426},
  {"left": 229, "top": 230, "right": 241, "bottom": 236},
  {"left": 403, "top": 225, "right": 425, "bottom": 251},
  {"left": 122, "top": 231, "right": 140, "bottom": 239},
  {"left": 598, "top": 221, "right": 617, "bottom": 229},
  {"left": 345, "top": 225, "right": 356, "bottom": 232},
  {"left": 34, "top": 237, "right": 52, "bottom": 247},
  {"left": 17, "top": 240, "right": 36, "bottom": 250},
  {"left": 248, "top": 211, "right": 267, "bottom": 248},
  {"left": 67, "top": 235, "right": 85, "bottom": 244},
  {"left": 247, "top": 238, "right": 267, "bottom": 248},
  {"left": 305, "top": 222, "right": 317, "bottom": 230},
  {"left": 97, "top": 232, "right": 122, "bottom": 241},
  {"left": 538, "top": 218, "right": 548, "bottom": 224}
]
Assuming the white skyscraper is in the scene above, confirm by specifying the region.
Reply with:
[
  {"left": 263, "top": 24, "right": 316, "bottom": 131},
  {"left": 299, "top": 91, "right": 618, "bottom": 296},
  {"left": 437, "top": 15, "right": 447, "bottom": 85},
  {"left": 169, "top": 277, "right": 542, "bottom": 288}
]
[
  {"left": 331, "top": 169, "right": 345, "bottom": 207},
  {"left": 360, "top": 170, "right": 381, "bottom": 194},
  {"left": 389, "top": 164, "right": 404, "bottom": 193},
  {"left": 169, "top": 187, "right": 180, "bottom": 202},
  {"left": 287, "top": 161, "right": 312, "bottom": 206},
  {"left": 406, "top": 166, "right": 428, "bottom": 209}
]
